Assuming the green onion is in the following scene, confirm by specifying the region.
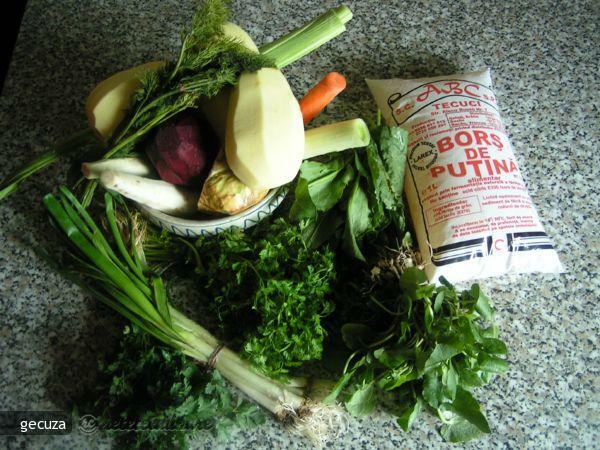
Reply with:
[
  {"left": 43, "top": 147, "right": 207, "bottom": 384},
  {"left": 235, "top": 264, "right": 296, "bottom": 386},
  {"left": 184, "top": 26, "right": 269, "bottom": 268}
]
[
  {"left": 0, "top": 129, "right": 97, "bottom": 201},
  {"left": 304, "top": 118, "right": 371, "bottom": 159},
  {"left": 44, "top": 193, "right": 167, "bottom": 328},
  {"left": 42, "top": 187, "right": 343, "bottom": 442},
  {"left": 260, "top": 6, "right": 353, "bottom": 69}
]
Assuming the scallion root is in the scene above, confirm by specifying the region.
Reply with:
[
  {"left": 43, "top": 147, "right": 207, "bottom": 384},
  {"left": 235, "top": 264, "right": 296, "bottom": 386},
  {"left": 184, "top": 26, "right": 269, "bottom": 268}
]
[{"left": 281, "top": 401, "right": 348, "bottom": 446}]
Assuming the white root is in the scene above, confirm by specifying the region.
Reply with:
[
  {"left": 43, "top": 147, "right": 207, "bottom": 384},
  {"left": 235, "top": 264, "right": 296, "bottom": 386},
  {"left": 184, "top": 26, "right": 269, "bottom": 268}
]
[
  {"left": 284, "top": 400, "right": 348, "bottom": 447},
  {"left": 82, "top": 156, "right": 155, "bottom": 179},
  {"left": 99, "top": 171, "right": 199, "bottom": 216}
]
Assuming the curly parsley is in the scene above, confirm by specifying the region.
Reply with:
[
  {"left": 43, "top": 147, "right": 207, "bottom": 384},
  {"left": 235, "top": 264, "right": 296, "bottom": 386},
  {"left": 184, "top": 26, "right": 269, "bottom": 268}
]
[{"left": 193, "top": 218, "right": 336, "bottom": 378}]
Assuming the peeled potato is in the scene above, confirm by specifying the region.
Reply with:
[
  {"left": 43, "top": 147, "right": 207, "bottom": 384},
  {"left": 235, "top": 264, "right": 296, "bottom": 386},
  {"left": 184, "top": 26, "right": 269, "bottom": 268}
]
[
  {"left": 219, "top": 23, "right": 305, "bottom": 190},
  {"left": 85, "top": 61, "right": 165, "bottom": 139},
  {"left": 225, "top": 68, "right": 304, "bottom": 190}
]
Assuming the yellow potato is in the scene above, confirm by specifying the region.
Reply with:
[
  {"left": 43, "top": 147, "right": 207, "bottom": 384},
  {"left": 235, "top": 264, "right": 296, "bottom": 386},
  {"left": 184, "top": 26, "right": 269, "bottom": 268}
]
[{"left": 85, "top": 61, "right": 165, "bottom": 139}]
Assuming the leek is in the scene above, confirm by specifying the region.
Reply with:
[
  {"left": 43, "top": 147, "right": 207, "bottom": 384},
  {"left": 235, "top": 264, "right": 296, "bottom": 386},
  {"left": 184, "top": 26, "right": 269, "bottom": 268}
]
[{"left": 304, "top": 118, "right": 371, "bottom": 159}]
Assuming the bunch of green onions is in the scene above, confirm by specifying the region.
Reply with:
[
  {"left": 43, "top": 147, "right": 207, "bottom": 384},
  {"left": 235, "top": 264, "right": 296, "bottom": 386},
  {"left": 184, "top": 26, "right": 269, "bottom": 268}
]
[{"left": 44, "top": 187, "right": 343, "bottom": 440}]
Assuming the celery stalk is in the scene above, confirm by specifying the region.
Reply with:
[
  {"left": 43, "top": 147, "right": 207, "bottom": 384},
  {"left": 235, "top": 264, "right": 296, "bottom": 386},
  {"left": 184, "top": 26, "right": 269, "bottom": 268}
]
[
  {"left": 304, "top": 118, "right": 371, "bottom": 159},
  {"left": 260, "top": 6, "right": 353, "bottom": 68}
]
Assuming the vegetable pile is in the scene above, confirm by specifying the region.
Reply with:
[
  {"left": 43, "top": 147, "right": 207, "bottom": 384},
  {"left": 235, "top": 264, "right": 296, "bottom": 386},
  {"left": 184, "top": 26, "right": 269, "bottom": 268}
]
[{"left": 0, "top": 1, "right": 509, "bottom": 448}]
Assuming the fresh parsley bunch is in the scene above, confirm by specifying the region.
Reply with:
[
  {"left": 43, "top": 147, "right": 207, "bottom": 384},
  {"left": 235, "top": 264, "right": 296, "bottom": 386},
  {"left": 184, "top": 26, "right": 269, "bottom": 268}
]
[{"left": 192, "top": 218, "right": 336, "bottom": 378}]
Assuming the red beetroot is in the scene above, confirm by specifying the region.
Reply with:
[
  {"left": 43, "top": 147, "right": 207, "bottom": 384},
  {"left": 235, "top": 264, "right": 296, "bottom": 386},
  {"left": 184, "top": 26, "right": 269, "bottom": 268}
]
[{"left": 146, "top": 114, "right": 219, "bottom": 186}]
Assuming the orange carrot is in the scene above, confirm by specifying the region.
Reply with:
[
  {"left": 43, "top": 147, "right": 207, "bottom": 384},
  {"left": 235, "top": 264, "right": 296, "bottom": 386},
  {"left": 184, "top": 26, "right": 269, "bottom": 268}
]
[{"left": 299, "top": 72, "right": 347, "bottom": 125}]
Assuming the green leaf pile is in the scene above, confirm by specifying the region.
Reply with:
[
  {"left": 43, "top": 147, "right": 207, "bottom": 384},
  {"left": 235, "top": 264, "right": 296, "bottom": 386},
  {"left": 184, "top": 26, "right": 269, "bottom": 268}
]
[
  {"left": 86, "top": 327, "right": 265, "bottom": 449},
  {"left": 290, "top": 122, "right": 409, "bottom": 259},
  {"left": 327, "top": 268, "right": 508, "bottom": 442},
  {"left": 192, "top": 218, "right": 336, "bottom": 378}
]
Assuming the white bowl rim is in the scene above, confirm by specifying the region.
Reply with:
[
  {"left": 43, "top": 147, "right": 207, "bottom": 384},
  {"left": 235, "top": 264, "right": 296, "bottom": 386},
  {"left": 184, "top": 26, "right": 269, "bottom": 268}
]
[{"left": 136, "top": 187, "right": 283, "bottom": 227}]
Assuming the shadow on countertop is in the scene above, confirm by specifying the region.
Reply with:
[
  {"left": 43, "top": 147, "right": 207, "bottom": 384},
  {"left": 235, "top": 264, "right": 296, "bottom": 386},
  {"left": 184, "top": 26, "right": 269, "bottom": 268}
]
[
  {"left": 0, "top": 1, "right": 27, "bottom": 95},
  {"left": 41, "top": 302, "right": 124, "bottom": 412}
]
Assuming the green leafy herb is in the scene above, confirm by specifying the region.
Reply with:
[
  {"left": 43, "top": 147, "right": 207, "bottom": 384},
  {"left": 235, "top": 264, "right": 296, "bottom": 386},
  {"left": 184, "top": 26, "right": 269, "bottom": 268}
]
[
  {"left": 345, "top": 379, "right": 377, "bottom": 416},
  {"left": 365, "top": 125, "right": 408, "bottom": 231},
  {"left": 85, "top": 326, "right": 264, "bottom": 449},
  {"left": 190, "top": 218, "right": 336, "bottom": 378},
  {"left": 328, "top": 265, "right": 508, "bottom": 442},
  {"left": 290, "top": 158, "right": 354, "bottom": 221},
  {"left": 289, "top": 120, "right": 409, "bottom": 258},
  {"left": 397, "top": 397, "right": 423, "bottom": 432},
  {"left": 343, "top": 177, "right": 371, "bottom": 260}
]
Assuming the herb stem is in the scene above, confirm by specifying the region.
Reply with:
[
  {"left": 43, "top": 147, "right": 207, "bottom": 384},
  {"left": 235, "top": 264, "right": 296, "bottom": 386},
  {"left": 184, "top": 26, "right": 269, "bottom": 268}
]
[
  {"left": 112, "top": 89, "right": 182, "bottom": 144},
  {"left": 367, "top": 332, "right": 395, "bottom": 349},
  {"left": 342, "top": 350, "right": 361, "bottom": 374},
  {"left": 169, "top": 37, "right": 189, "bottom": 83},
  {"left": 369, "top": 294, "right": 400, "bottom": 316}
]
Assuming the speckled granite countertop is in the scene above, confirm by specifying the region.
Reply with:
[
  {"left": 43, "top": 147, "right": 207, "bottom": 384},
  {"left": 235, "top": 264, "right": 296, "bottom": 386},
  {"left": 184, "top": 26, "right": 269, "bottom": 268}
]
[{"left": 0, "top": 1, "right": 598, "bottom": 449}]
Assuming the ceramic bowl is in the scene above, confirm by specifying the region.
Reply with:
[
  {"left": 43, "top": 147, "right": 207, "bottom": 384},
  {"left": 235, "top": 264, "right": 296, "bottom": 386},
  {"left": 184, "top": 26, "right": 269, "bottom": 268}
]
[{"left": 137, "top": 188, "right": 286, "bottom": 237}]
